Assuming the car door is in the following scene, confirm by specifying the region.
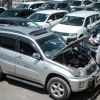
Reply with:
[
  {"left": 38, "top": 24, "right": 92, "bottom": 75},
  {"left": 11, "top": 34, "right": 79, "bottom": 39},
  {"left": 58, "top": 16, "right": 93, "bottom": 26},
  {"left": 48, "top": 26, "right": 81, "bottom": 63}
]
[
  {"left": 15, "top": 37, "right": 44, "bottom": 83},
  {"left": 0, "top": 35, "right": 16, "bottom": 75}
]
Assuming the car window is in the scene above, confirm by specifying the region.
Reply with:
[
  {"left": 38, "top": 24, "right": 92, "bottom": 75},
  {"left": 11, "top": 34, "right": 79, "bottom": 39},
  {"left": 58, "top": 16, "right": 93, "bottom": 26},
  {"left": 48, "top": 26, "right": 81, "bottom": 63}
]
[
  {"left": 57, "top": 3, "right": 68, "bottom": 9},
  {"left": 35, "top": 4, "right": 43, "bottom": 8},
  {"left": 95, "top": 14, "right": 100, "bottom": 21},
  {"left": 1, "top": 37, "right": 16, "bottom": 51},
  {"left": 0, "top": 8, "right": 5, "bottom": 14},
  {"left": 19, "top": 10, "right": 33, "bottom": 18},
  {"left": 91, "top": 15, "right": 96, "bottom": 23},
  {"left": 40, "top": 3, "right": 55, "bottom": 9},
  {"left": 84, "top": 17, "right": 91, "bottom": 27},
  {"left": 56, "top": 12, "right": 66, "bottom": 19},
  {"left": 83, "top": 0, "right": 92, "bottom": 5},
  {"left": 19, "top": 40, "right": 37, "bottom": 56},
  {"left": 30, "top": 4, "right": 43, "bottom": 9},
  {"left": 16, "top": 4, "right": 29, "bottom": 9},
  {"left": 48, "top": 14, "right": 56, "bottom": 21},
  {"left": 71, "top": 1, "right": 82, "bottom": 6},
  {"left": 30, "top": 4, "right": 36, "bottom": 9},
  {"left": 60, "top": 16, "right": 84, "bottom": 26},
  {"left": 30, "top": 13, "right": 49, "bottom": 22}
]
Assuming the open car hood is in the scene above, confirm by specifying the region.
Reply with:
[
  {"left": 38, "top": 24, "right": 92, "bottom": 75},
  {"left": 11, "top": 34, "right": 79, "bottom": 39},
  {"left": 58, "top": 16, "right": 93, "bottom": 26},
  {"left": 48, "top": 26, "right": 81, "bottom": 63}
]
[{"left": 51, "top": 36, "right": 88, "bottom": 60}]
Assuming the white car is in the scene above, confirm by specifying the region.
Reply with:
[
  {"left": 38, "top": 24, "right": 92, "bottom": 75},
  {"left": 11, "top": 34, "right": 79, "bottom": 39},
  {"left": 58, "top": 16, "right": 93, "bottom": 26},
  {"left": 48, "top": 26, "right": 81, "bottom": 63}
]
[
  {"left": 28, "top": 10, "right": 68, "bottom": 30},
  {"left": 16, "top": 1, "right": 44, "bottom": 10},
  {"left": 52, "top": 11, "right": 100, "bottom": 41},
  {"left": 71, "top": 0, "right": 94, "bottom": 8}
]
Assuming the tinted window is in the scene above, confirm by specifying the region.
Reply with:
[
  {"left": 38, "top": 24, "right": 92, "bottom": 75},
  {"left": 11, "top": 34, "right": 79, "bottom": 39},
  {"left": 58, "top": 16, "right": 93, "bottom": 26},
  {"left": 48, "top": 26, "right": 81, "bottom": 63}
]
[
  {"left": 2, "top": 37, "right": 16, "bottom": 51},
  {"left": 83, "top": 1, "right": 92, "bottom": 5},
  {"left": 19, "top": 41, "right": 36, "bottom": 56},
  {"left": 56, "top": 12, "right": 66, "bottom": 19},
  {"left": 57, "top": 3, "right": 68, "bottom": 9}
]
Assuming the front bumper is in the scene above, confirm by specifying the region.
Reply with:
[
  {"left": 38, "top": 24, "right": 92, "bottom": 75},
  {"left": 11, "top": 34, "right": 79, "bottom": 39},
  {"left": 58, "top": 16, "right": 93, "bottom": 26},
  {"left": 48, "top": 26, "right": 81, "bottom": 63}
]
[
  {"left": 69, "top": 66, "right": 100, "bottom": 92},
  {"left": 62, "top": 36, "right": 77, "bottom": 42}
]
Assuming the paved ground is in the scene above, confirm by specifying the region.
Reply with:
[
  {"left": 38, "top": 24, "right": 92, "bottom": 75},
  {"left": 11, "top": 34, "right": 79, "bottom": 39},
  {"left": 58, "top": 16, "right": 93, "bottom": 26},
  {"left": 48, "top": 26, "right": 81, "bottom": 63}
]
[{"left": 0, "top": 78, "right": 100, "bottom": 100}]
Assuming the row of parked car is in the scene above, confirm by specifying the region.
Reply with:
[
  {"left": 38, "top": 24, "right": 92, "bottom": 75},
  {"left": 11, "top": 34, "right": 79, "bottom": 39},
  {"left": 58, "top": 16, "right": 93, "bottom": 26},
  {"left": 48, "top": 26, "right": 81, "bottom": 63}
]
[{"left": 0, "top": 0, "right": 100, "bottom": 100}]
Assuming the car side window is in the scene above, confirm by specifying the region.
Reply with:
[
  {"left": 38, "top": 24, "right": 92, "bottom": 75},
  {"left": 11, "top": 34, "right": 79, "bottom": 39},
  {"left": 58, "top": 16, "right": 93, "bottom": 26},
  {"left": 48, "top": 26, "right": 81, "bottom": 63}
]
[
  {"left": 57, "top": 3, "right": 68, "bottom": 9},
  {"left": 85, "top": 17, "right": 91, "bottom": 27},
  {"left": 30, "top": 4, "right": 36, "bottom": 9},
  {"left": 1, "top": 37, "right": 16, "bottom": 51},
  {"left": 56, "top": 12, "right": 66, "bottom": 19},
  {"left": 19, "top": 40, "right": 37, "bottom": 56},
  {"left": 95, "top": 14, "right": 100, "bottom": 21},
  {"left": 91, "top": 15, "right": 96, "bottom": 23},
  {"left": 48, "top": 14, "right": 56, "bottom": 21}
]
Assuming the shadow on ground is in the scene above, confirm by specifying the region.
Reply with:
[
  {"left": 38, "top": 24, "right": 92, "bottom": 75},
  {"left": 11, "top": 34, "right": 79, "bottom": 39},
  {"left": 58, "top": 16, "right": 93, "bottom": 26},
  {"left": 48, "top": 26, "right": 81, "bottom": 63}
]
[
  {"left": 5, "top": 77, "right": 100, "bottom": 100},
  {"left": 69, "top": 86, "right": 100, "bottom": 100},
  {"left": 5, "top": 77, "right": 46, "bottom": 94}
]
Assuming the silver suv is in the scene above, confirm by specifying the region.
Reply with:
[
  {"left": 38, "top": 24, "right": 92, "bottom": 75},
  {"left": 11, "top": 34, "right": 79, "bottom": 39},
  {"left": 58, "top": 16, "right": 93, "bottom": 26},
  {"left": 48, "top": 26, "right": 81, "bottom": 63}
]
[{"left": 0, "top": 26, "right": 99, "bottom": 100}]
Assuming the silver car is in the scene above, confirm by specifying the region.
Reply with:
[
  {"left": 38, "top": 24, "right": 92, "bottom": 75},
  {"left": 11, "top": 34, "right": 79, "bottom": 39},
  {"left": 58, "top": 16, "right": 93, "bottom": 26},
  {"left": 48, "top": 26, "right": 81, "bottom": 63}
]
[{"left": 0, "top": 26, "right": 100, "bottom": 100}]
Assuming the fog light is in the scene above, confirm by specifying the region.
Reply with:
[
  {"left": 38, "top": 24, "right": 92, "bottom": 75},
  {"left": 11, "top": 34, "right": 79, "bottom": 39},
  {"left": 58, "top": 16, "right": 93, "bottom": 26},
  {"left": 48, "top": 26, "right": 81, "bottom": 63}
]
[{"left": 79, "top": 82, "right": 85, "bottom": 88}]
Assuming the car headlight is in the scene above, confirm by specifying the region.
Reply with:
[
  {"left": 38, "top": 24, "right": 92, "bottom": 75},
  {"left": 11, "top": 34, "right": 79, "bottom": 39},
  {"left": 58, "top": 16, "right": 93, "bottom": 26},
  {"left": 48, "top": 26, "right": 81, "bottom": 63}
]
[{"left": 69, "top": 68, "right": 86, "bottom": 77}]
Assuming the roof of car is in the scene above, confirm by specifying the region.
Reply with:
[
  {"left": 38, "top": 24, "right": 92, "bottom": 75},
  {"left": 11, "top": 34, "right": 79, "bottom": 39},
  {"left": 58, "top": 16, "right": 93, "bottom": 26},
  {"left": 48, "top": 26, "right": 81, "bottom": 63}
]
[
  {"left": 21, "top": 1, "right": 45, "bottom": 5},
  {"left": 34, "top": 9, "right": 67, "bottom": 14},
  {"left": 0, "top": 26, "right": 53, "bottom": 40},
  {"left": 67, "top": 11, "right": 99, "bottom": 18}
]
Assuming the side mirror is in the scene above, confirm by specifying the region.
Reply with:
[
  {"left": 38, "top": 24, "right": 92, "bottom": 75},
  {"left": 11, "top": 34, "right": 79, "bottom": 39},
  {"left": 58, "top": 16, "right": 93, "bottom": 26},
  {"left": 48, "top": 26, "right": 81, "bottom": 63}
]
[
  {"left": 32, "top": 53, "right": 41, "bottom": 60},
  {"left": 47, "top": 19, "right": 53, "bottom": 23}
]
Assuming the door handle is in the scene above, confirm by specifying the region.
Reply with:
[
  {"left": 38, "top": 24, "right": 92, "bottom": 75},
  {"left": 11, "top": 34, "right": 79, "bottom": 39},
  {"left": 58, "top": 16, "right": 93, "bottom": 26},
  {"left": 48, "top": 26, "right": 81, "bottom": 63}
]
[{"left": 17, "top": 56, "right": 23, "bottom": 59}]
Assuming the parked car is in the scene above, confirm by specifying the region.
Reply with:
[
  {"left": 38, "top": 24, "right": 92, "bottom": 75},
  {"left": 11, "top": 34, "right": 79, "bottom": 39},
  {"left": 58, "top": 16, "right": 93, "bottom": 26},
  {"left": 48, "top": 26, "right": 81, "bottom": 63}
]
[
  {"left": 92, "top": 2, "right": 100, "bottom": 12},
  {"left": 0, "top": 17, "right": 41, "bottom": 28},
  {"left": 52, "top": 11, "right": 100, "bottom": 41},
  {"left": 28, "top": 10, "right": 68, "bottom": 30},
  {"left": 16, "top": 1, "right": 44, "bottom": 10},
  {"left": 0, "top": 25, "right": 99, "bottom": 100},
  {"left": 70, "top": 6, "right": 94, "bottom": 13},
  {"left": 36, "top": 1, "right": 70, "bottom": 11},
  {"left": 0, "top": 9, "right": 35, "bottom": 18},
  {"left": 70, "top": 0, "right": 94, "bottom": 8}
]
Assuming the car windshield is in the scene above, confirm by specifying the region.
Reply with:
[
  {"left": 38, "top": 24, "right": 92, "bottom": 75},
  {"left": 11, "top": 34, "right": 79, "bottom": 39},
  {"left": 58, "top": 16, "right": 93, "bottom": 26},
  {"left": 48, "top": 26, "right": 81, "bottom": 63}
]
[
  {"left": 93, "top": 3, "right": 100, "bottom": 9},
  {"left": 60, "top": 16, "right": 84, "bottom": 26},
  {"left": 29, "top": 13, "right": 49, "bottom": 22},
  {"left": 16, "top": 4, "right": 29, "bottom": 9},
  {"left": 37, "top": 34, "right": 66, "bottom": 58},
  {"left": 40, "top": 3, "right": 55, "bottom": 9},
  {"left": 71, "top": 1, "right": 82, "bottom": 6},
  {"left": 0, "top": 10, "right": 20, "bottom": 17}
]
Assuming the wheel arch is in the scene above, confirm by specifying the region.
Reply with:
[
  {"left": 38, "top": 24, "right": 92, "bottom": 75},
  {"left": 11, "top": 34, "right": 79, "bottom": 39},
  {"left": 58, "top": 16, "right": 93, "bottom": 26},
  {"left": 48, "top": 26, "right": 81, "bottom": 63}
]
[{"left": 44, "top": 73, "right": 71, "bottom": 91}]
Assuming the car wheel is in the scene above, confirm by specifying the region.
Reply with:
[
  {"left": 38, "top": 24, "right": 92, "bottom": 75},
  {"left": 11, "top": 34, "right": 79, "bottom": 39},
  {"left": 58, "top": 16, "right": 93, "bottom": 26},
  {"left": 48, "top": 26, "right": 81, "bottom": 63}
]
[{"left": 47, "top": 77, "right": 71, "bottom": 100}]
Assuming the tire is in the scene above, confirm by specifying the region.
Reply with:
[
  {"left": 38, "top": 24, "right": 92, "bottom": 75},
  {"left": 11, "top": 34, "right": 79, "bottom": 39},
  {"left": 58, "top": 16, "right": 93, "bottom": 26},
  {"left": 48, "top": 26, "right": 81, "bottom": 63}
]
[{"left": 47, "top": 77, "right": 71, "bottom": 100}]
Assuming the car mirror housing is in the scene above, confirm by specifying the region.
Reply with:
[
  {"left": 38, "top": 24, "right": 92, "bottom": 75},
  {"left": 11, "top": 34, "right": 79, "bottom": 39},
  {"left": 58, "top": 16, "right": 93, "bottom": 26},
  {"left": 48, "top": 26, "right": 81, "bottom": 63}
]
[{"left": 32, "top": 53, "right": 41, "bottom": 60}]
